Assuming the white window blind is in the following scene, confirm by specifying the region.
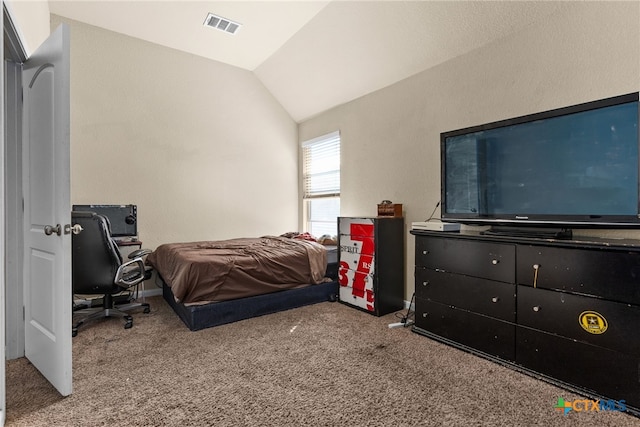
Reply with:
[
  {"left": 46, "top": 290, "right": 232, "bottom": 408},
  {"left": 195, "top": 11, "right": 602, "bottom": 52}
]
[
  {"left": 302, "top": 131, "right": 340, "bottom": 199},
  {"left": 302, "top": 131, "right": 340, "bottom": 237}
]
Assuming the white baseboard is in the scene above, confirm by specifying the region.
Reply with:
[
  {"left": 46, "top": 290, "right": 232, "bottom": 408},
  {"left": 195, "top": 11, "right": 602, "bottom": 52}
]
[
  {"left": 139, "top": 287, "right": 163, "bottom": 298},
  {"left": 74, "top": 285, "right": 162, "bottom": 306},
  {"left": 404, "top": 298, "right": 414, "bottom": 311}
]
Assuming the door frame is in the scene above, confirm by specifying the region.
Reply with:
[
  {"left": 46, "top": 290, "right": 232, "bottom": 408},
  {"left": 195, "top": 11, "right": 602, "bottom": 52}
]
[
  {"left": 2, "top": 5, "right": 29, "bottom": 423},
  {"left": 0, "top": 5, "right": 5, "bottom": 425},
  {"left": 4, "top": 2, "right": 27, "bottom": 361},
  {"left": 2, "top": 3, "right": 42, "bottom": 424}
]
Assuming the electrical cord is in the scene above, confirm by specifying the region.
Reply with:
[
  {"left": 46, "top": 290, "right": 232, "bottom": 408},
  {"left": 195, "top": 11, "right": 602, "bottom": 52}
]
[
  {"left": 424, "top": 201, "right": 441, "bottom": 222},
  {"left": 395, "top": 292, "right": 415, "bottom": 327}
]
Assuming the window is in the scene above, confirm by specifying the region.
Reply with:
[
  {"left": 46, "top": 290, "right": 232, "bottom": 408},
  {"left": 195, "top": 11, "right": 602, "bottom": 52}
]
[{"left": 302, "top": 131, "right": 340, "bottom": 238}]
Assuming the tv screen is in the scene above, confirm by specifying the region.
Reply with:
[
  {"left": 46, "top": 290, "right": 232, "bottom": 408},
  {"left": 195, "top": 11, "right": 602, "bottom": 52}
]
[
  {"left": 72, "top": 204, "right": 137, "bottom": 237},
  {"left": 441, "top": 93, "right": 640, "bottom": 229}
]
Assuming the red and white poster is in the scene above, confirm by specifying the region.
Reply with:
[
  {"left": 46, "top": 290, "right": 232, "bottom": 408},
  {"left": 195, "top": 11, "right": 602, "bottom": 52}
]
[{"left": 338, "top": 218, "right": 376, "bottom": 312}]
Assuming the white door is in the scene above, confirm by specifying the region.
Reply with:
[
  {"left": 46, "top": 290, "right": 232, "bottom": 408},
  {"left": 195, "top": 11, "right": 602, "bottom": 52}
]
[{"left": 22, "top": 25, "right": 72, "bottom": 397}]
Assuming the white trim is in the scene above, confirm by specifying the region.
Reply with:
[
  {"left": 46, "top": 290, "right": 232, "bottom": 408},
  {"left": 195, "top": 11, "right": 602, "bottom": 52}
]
[
  {"left": 3, "top": 3, "right": 26, "bottom": 61},
  {"left": 301, "top": 130, "right": 340, "bottom": 148},
  {"left": 404, "top": 299, "right": 414, "bottom": 311},
  {"left": 1, "top": 2, "right": 7, "bottom": 424},
  {"left": 73, "top": 286, "right": 163, "bottom": 306},
  {"left": 4, "top": 55, "right": 24, "bottom": 361},
  {"left": 141, "top": 287, "right": 163, "bottom": 298}
]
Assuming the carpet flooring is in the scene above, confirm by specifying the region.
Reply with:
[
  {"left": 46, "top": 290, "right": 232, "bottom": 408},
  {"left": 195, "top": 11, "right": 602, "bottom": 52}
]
[{"left": 5, "top": 296, "right": 640, "bottom": 426}]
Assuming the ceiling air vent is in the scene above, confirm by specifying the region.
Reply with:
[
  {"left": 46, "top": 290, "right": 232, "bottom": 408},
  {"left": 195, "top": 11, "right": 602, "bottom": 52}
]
[{"left": 204, "top": 13, "right": 241, "bottom": 35}]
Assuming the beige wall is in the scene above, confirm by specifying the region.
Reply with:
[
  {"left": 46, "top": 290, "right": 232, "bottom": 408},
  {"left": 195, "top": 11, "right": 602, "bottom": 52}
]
[
  {"left": 4, "top": 0, "right": 50, "bottom": 55},
  {"left": 12, "top": 3, "right": 640, "bottom": 302},
  {"left": 51, "top": 15, "right": 299, "bottom": 250},
  {"left": 299, "top": 2, "right": 640, "bottom": 300}
]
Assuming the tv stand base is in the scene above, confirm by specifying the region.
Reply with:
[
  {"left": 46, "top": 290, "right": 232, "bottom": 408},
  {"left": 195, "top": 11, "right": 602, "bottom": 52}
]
[
  {"left": 410, "top": 230, "right": 640, "bottom": 416},
  {"left": 481, "top": 226, "right": 572, "bottom": 239}
]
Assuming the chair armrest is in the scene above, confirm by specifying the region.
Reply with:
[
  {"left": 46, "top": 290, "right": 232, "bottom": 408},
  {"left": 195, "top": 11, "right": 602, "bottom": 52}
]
[
  {"left": 115, "top": 257, "right": 146, "bottom": 287},
  {"left": 128, "top": 248, "right": 152, "bottom": 259}
]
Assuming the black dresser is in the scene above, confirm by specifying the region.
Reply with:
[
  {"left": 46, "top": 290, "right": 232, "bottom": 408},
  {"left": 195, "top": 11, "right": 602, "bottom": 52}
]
[{"left": 411, "top": 229, "right": 640, "bottom": 414}]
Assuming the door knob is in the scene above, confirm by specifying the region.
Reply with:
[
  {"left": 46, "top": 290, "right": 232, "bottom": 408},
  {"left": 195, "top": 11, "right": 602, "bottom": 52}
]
[
  {"left": 64, "top": 224, "right": 83, "bottom": 235},
  {"left": 44, "top": 224, "right": 61, "bottom": 236}
]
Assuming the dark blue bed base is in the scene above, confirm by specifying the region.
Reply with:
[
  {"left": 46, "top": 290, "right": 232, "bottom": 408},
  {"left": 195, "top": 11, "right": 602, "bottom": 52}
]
[
  {"left": 162, "top": 279, "right": 339, "bottom": 331},
  {"left": 162, "top": 247, "right": 340, "bottom": 331}
]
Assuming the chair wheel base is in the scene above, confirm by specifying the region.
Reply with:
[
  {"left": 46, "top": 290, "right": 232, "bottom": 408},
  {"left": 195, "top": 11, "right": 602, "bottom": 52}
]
[
  {"left": 72, "top": 301, "right": 150, "bottom": 335},
  {"left": 124, "top": 315, "right": 133, "bottom": 329}
]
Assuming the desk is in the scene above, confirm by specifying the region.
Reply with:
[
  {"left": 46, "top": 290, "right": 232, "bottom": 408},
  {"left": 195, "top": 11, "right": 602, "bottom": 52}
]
[{"left": 115, "top": 239, "right": 142, "bottom": 259}]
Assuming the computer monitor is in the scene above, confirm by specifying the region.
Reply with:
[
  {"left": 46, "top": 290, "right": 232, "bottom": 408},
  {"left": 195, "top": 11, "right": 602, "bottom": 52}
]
[{"left": 72, "top": 204, "right": 137, "bottom": 237}]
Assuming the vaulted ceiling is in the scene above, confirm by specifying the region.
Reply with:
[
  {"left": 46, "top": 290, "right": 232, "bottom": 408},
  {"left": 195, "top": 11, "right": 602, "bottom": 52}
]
[{"left": 48, "top": 1, "right": 574, "bottom": 122}]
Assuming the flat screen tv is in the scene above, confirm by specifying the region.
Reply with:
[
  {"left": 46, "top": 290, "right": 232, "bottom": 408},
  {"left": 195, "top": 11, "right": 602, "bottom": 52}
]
[{"left": 441, "top": 92, "right": 640, "bottom": 237}]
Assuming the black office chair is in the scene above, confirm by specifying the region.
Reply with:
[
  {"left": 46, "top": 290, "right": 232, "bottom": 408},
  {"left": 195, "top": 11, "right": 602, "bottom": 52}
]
[{"left": 71, "top": 211, "right": 151, "bottom": 336}]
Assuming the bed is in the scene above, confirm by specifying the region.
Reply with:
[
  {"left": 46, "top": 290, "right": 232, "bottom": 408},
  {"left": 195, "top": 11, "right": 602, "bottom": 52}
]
[{"left": 146, "top": 235, "right": 339, "bottom": 331}]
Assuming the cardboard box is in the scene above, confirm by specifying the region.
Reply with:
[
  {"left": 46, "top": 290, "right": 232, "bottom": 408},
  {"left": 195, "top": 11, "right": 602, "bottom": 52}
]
[{"left": 377, "top": 203, "right": 403, "bottom": 217}]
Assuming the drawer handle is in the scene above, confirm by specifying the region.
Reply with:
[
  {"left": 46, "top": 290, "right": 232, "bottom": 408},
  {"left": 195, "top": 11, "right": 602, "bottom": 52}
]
[
  {"left": 532, "top": 305, "right": 541, "bottom": 312},
  {"left": 491, "top": 259, "right": 499, "bottom": 265},
  {"left": 422, "top": 250, "right": 429, "bottom": 255},
  {"left": 422, "top": 312, "right": 428, "bottom": 318},
  {"left": 491, "top": 297, "right": 499, "bottom": 303},
  {"left": 533, "top": 264, "right": 540, "bottom": 288},
  {"left": 422, "top": 281, "right": 429, "bottom": 287}
]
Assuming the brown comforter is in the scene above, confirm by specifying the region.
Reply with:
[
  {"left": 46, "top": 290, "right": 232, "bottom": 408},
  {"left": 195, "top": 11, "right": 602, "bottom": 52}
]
[{"left": 146, "top": 236, "right": 328, "bottom": 304}]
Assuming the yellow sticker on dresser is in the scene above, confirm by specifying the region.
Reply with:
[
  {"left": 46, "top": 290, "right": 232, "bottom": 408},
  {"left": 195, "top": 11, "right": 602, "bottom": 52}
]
[{"left": 578, "top": 311, "right": 608, "bottom": 335}]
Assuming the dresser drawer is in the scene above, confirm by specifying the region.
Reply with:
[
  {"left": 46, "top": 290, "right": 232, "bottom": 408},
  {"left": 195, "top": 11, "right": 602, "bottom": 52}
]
[
  {"left": 415, "top": 236, "right": 515, "bottom": 283},
  {"left": 516, "top": 326, "right": 640, "bottom": 407},
  {"left": 415, "top": 267, "right": 515, "bottom": 322},
  {"left": 415, "top": 299, "right": 515, "bottom": 361},
  {"left": 339, "top": 219, "right": 376, "bottom": 283},
  {"left": 338, "top": 266, "right": 374, "bottom": 294},
  {"left": 517, "top": 285, "right": 640, "bottom": 356},
  {"left": 517, "top": 245, "right": 640, "bottom": 305},
  {"left": 338, "top": 217, "right": 375, "bottom": 237},
  {"left": 339, "top": 284, "right": 374, "bottom": 312},
  {"left": 340, "top": 251, "right": 375, "bottom": 277}
]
